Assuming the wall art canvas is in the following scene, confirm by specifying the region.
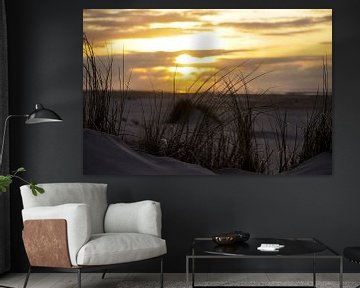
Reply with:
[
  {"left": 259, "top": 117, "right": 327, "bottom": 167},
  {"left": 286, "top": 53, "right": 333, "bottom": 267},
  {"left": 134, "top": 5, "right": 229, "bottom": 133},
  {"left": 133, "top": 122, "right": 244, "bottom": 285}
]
[{"left": 83, "top": 9, "right": 332, "bottom": 175}]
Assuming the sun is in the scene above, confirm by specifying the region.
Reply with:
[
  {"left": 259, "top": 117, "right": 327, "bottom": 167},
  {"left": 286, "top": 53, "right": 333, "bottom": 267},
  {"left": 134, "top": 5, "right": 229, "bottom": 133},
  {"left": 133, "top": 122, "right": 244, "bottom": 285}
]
[{"left": 175, "top": 54, "right": 216, "bottom": 65}]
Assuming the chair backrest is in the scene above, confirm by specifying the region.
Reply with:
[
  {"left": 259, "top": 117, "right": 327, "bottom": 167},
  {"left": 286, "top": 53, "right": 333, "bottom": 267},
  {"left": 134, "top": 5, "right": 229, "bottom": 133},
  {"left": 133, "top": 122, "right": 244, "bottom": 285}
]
[{"left": 20, "top": 183, "right": 108, "bottom": 234}]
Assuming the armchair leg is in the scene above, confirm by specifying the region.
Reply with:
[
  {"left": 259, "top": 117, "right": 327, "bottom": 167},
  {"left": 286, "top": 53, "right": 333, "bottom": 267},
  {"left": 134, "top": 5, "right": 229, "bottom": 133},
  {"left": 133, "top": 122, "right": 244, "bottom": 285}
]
[
  {"left": 77, "top": 269, "right": 81, "bottom": 288},
  {"left": 101, "top": 270, "right": 107, "bottom": 279},
  {"left": 23, "top": 266, "right": 31, "bottom": 288},
  {"left": 160, "top": 257, "right": 164, "bottom": 288}
]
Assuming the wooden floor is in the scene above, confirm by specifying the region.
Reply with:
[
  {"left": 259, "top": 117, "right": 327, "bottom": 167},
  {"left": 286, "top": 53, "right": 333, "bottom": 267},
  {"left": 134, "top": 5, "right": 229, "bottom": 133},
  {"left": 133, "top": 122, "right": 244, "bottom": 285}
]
[{"left": 0, "top": 273, "right": 359, "bottom": 288}]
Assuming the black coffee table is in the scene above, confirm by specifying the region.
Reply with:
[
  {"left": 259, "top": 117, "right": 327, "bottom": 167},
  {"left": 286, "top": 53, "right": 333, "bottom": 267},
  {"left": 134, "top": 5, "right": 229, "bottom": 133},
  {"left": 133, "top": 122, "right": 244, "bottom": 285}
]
[{"left": 186, "top": 237, "right": 342, "bottom": 288}]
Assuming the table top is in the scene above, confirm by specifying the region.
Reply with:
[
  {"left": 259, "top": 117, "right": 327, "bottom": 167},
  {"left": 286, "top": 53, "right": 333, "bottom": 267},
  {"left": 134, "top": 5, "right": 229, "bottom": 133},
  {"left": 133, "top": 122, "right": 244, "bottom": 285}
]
[{"left": 190, "top": 237, "right": 340, "bottom": 258}]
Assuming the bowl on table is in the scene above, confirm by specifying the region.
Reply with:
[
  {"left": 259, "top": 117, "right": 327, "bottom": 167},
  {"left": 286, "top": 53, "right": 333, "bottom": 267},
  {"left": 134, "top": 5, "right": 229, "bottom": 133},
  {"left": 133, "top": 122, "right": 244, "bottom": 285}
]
[
  {"left": 212, "top": 231, "right": 250, "bottom": 246},
  {"left": 212, "top": 233, "right": 238, "bottom": 245}
]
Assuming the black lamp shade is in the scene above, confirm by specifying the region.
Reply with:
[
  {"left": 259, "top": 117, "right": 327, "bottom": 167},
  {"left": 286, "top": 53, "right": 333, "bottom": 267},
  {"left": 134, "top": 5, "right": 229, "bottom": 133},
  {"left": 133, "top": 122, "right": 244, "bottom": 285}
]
[{"left": 25, "top": 104, "right": 63, "bottom": 124}]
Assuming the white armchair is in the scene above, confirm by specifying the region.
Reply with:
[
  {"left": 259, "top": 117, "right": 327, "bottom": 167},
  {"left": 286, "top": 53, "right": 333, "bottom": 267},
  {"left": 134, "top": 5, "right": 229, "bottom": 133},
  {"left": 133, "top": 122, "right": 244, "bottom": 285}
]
[{"left": 20, "top": 183, "right": 166, "bottom": 288}]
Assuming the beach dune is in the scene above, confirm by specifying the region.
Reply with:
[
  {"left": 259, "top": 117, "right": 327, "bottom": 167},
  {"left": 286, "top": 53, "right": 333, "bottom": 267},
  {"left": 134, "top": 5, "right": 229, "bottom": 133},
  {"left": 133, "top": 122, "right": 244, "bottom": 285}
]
[
  {"left": 84, "top": 129, "right": 215, "bottom": 175},
  {"left": 84, "top": 129, "right": 331, "bottom": 176}
]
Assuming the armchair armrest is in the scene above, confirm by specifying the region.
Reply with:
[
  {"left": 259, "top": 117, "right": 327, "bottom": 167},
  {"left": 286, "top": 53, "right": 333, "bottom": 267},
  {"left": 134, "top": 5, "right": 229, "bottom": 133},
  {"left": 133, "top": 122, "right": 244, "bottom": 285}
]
[
  {"left": 22, "top": 203, "right": 91, "bottom": 266},
  {"left": 104, "top": 200, "right": 162, "bottom": 237},
  {"left": 23, "top": 219, "right": 71, "bottom": 268}
]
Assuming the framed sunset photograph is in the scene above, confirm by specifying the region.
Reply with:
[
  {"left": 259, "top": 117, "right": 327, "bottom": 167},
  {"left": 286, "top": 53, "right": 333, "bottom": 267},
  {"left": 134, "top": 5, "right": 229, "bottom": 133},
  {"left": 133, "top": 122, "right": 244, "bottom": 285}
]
[{"left": 83, "top": 9, "right": 332, "bottom": 175}]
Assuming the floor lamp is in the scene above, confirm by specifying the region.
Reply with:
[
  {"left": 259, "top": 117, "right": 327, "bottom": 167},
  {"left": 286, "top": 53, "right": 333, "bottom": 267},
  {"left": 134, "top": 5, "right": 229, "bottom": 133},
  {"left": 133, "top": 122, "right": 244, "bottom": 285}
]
[
  {"left": 0, "top": 104, "right": 63, "bottom": 167},
  {"left": 0, "top": 103, "right": 63, "bottom": 288}
]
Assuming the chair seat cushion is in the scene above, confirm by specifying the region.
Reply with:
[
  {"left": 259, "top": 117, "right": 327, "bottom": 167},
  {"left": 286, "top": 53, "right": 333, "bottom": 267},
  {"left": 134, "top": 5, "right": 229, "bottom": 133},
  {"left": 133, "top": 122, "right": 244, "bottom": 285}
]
[
  {"left": 344, "top": 247, "right": 360, "bottom": 263},
  {"left": 76, "top": 233, "right": 167, "bottom": 266}
]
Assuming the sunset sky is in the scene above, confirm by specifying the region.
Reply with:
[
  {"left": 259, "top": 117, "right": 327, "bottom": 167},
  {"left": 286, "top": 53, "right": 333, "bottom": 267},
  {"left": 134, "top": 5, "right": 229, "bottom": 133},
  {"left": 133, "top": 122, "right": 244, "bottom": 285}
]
[{"left": 83, "top": 9, "right": 332, "bottom": 93}]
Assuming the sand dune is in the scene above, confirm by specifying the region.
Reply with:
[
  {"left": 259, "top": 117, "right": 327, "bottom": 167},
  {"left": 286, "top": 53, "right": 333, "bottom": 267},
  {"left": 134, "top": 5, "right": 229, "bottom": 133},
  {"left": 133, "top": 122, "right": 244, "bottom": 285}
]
[
  {"left": 84, "top": 129, "right": 331, "bottom": 176},
  {"left": 284, "top": 152, "right": 332, "bottom": 175},
  {"left": 83, "top": 129, "right": 215, "bottom": 175}
]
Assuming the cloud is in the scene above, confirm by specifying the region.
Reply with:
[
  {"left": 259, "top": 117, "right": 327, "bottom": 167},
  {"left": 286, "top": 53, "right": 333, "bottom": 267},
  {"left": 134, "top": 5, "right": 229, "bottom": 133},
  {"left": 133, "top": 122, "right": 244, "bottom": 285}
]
[
  {"left": 84, "top": 9, "right": 332, "bottom": 53},
  {"left": 218, "top": 55, "right": 330, "bottom": 67},
  {"left": 261, "top": 28, "right": 321, "bottom": 36},
  {"left": 178, "top": 48, "right": 257, "bottom": 57},
  {"left": 84, "top": 9, "right": 216, "bottom": 43},
  {"left": 85, "top": 27, "right": 204, "bottom": 43},
  {"left": 83, "top": 9, "right": 211, "bottom": 30},
  {"left": 222, "top": 15, "right": 331, "bottom": 31},
  {"left": 84, "top": 9, "right": 218, "bottom": 22},
  {"left": 102, "top": 49, "right": 258, "bottom": 69}
]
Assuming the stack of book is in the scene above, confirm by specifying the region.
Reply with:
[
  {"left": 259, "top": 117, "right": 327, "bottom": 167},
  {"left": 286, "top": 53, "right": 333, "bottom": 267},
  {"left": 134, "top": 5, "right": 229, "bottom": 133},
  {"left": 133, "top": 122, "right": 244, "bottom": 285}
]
[{"left": 257, "top": 243, "right": 285, "bottom": 252}]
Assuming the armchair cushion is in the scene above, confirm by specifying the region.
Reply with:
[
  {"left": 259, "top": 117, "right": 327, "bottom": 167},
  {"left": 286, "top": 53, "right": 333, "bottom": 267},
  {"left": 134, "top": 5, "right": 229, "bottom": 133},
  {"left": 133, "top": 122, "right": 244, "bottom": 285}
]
[
  {"left": 22, "top": 203, "right": 91, "bottom": 266},
  {"left": 20, "top": 183, "right": 108, "bottom": 234},
  {"left": 104, "top": 201, "right": 162, "bottom": 237},
  {"left": 76, "top": 233, "right": 167, "bottom": 266}
]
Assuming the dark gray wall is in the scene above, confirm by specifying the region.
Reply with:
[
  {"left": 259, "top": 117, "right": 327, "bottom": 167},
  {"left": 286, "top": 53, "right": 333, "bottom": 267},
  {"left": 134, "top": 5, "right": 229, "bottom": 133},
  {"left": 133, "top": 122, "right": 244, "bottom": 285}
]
[{"left": 5, "top": 0, "right": 360, "bottom": 273}]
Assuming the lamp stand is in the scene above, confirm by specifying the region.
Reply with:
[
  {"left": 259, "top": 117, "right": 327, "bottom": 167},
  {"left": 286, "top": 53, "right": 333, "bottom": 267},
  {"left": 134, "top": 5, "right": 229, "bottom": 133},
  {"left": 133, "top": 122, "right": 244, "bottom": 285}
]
[{"left": 0, "top": 114, "right": 28, "bottom": 168}]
